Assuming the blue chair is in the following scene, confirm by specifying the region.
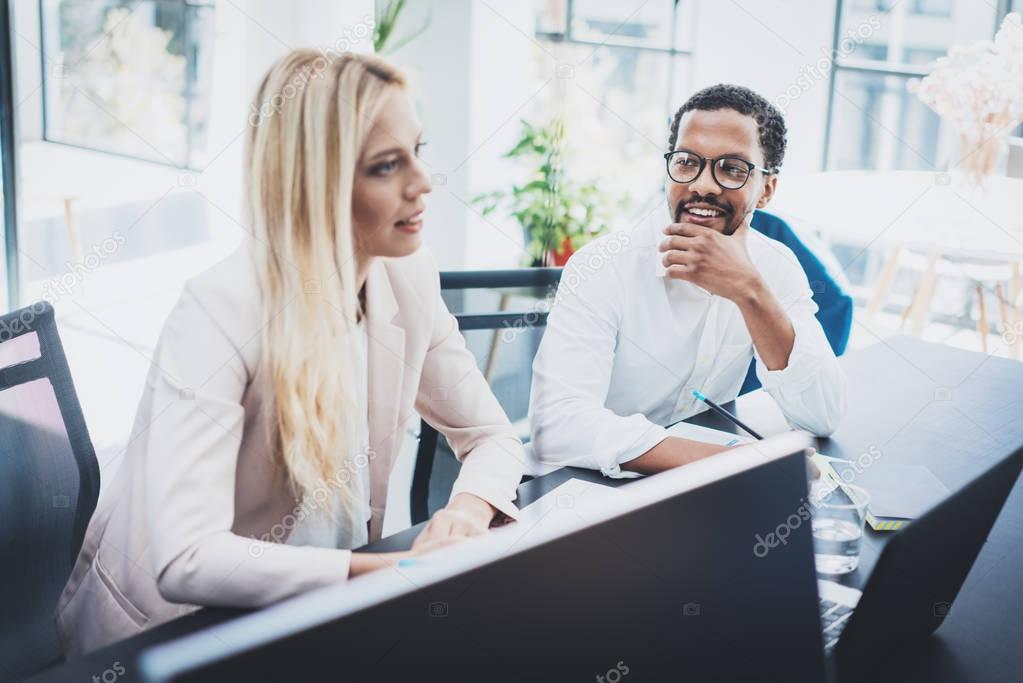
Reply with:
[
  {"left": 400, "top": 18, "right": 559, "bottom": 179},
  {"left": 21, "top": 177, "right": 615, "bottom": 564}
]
[{"left": 739, "top": 210, "right": 854, "bottom": 395}]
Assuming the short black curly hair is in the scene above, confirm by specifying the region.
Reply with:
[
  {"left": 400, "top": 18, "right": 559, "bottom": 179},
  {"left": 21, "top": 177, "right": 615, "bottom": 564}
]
[{"left": 668, "top": 84, "right": 787, "bottom": 173}]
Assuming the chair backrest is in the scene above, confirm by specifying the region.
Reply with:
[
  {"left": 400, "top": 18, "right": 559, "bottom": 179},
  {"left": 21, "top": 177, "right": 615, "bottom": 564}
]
[
  {"left": 740, "top": 210, "right": 854, "bottom": 395},
  {"left": 411, "top": 268, "right": 561, "bottom": 524},
  {"left": 0, "top": 301, "right": 100, "bottom": 680}
]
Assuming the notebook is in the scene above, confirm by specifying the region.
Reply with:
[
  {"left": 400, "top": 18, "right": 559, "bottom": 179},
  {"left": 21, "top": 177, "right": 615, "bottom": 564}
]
[{"left": 811, "top": 452, "right": 950, "bottom": 531}]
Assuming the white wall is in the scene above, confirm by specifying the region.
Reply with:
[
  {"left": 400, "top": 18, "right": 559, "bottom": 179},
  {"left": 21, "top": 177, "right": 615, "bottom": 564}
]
[
  {"left": 387, "top": 0, "right": 534, "bottom": 270},
  {"left": 464, "top": 2, "right": 537, "bottom": 269},
  {"left": 384, "top": 0, "right": 472, "bottom": 270},
  {"left": 199, "top": 0, "right": 375, "bottom": 222}
]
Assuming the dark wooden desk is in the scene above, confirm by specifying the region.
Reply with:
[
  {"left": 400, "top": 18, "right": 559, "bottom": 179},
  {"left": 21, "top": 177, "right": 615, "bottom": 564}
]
[
  {"left": 691, "top": 336, "right": 1023, "bottom": 683},
  {"left": 25, "top": 337, "right": 1023, "bottom": 683}
]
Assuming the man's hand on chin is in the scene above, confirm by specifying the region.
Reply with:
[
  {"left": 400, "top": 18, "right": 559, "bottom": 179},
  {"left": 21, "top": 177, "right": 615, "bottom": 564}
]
[
  {"left": 659, "top": 211, "right": 795, "bottom": 371},
  {"left": 658, "top": 212, "right": 766, "bottom": 303}
]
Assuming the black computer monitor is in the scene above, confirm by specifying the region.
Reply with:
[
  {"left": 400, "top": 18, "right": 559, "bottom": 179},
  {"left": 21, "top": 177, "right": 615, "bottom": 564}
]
[{"left": 141, "top": 432, "right": 827, "bottom": 682}]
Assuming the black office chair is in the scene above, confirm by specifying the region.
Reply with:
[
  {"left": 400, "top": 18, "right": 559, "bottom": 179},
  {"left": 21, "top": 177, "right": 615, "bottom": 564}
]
[
  {"left": 0, "top": 301, "right": 100, "bottom": 681},
  {"left": 410, "top": 268, "right": 561, "bottom": 525}
]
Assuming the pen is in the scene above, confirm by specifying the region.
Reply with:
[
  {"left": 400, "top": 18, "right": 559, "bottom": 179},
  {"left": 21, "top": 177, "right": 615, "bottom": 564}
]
[{"left": 692, "top": 390, "right": 764, "bottom": 440}]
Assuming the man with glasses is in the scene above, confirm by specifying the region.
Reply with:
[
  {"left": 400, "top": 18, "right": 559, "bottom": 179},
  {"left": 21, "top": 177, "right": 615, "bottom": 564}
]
[{"left": 529, "top": 84, "right": 846, "bottom": 476}]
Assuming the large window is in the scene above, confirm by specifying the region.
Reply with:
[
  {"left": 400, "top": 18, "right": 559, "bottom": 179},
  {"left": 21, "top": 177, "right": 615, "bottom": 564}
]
[
  {"left": 39, "top": 0, "right": 216, "bottom": 168},
  {"left": 824, "top": 0, "right": 1002, "bottom": 170},
  {"left": 532, "top": 0, "right": 692, "bottom": 205}
]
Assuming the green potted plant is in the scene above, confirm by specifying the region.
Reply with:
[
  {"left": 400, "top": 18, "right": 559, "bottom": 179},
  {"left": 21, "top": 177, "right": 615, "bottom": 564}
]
[
  {"left": 374, "top": 0, "right": 430, "bottom": 54},
  {"left": 474, "top": 118, "right": 622, "bottom": 267}
]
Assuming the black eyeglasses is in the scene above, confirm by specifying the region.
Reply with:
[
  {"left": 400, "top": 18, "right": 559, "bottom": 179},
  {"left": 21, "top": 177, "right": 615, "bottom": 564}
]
[{"left": 663, "top": 151, "right": 776, "bottom": 190}]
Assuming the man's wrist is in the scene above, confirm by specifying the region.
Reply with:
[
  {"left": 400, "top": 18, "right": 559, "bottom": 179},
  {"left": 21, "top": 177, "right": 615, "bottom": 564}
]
[{"left": 731, "top": 272, "right": 769, "bottom": 309}]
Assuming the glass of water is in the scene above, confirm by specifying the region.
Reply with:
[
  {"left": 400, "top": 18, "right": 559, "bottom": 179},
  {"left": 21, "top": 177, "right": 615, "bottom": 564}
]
[{"left": 809, "top": 480, "right": 870, "bottom": 575}]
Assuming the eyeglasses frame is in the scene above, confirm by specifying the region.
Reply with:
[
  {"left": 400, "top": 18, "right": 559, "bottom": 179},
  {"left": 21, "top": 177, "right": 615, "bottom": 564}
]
[{"left": 663, "top": 150, "right": 778, "bottom": 190}]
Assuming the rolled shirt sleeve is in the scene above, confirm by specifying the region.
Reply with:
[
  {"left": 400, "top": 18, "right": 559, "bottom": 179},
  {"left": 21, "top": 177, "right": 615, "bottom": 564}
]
[{"left": 753, "top": 245, "right": 847, "bottom": 437}]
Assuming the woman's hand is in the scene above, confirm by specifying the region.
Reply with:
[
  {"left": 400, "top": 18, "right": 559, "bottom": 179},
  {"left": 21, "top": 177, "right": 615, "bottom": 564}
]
[
  {"left": 348, "top": 495, "right": 497, "bottom": 577},
  {"left": 411, "top": 493, "right": 495, "bottom": 551},
  {"left": 348, "top": 533, "right": 467, "bottom": 578}
]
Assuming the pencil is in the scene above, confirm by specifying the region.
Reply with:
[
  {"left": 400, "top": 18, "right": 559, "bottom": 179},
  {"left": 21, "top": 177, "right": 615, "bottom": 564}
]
[{"left": 692, "top": 390, "right": 765, "bottom": 440}]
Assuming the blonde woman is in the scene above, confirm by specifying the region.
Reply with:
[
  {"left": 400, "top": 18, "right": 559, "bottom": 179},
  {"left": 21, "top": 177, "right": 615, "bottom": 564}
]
[{"left": 56, "top": 50, "right": 525, "bottom": 655}]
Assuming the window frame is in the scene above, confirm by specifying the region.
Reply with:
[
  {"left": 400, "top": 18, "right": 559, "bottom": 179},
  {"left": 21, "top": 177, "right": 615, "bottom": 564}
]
[
  {"left": 534, "top": 0, "right": 693, "bottom": 139},
  {"left": 822, "top": 0, "right": 1020, "bottom": 169},
  {"left": 37, "top": 0, "right": 215, "bottom": 170},
  {"left": 2, "top": 0, "right": 20, "bottom": 308}
]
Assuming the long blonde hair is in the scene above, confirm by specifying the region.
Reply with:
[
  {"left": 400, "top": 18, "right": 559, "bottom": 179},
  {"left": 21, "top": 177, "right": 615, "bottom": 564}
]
[{"left": 245, "top": 49, "right": 406, "bottom": 506}]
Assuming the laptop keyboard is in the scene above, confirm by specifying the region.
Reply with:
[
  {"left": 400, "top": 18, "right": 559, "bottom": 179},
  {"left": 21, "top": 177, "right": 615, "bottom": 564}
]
[{"left": 819, "top": 598, "right": 855, "bottom": 653}]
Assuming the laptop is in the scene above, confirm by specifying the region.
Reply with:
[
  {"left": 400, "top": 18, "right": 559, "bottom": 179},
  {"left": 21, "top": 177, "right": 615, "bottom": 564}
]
[
  {"left": 140, "top": 431, "right": 829, "bottom": 682},
  {"left": 815, "top": 443, "right": 1023, "bottom": 681},
  {"left": 139, "top": 433, "right": 1021, "bottom": 682}
]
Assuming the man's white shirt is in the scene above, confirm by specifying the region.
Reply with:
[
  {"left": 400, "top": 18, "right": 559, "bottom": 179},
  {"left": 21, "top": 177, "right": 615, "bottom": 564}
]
[{"left": 528, "top": 212, "right": 847, "bottom": 477}]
